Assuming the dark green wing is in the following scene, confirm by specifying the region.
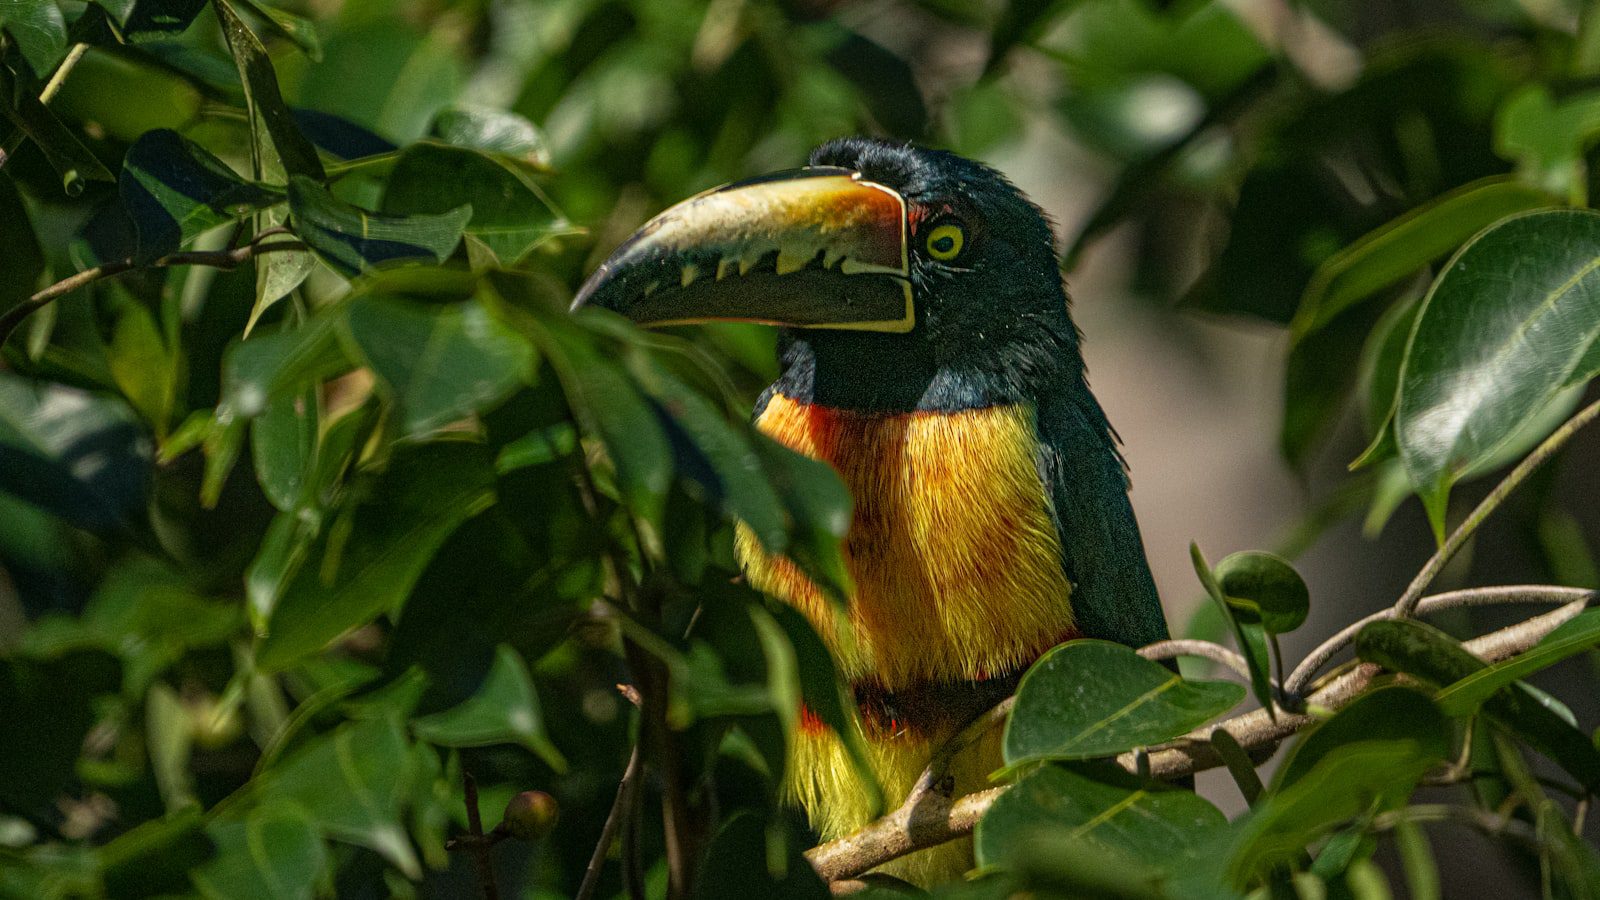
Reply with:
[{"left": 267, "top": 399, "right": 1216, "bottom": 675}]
[{"left": 1033, "top": 386, "right": 1170, "bottom": 649}]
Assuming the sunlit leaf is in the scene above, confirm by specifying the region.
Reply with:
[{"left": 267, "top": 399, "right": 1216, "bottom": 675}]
[
  {"left": 1004, "top": 640, "right": 1244, "bottom": 766},
  {"left": 429, "top": 105, "right": 550, "bottom": 169},
  {"left": 1395, "top": 210, "right": 1600, "bottom": 537}
]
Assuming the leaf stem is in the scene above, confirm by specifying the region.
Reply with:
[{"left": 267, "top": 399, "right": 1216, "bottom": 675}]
[{"left": 1392, "top": 398, "right": 1600, "bottom": 620}]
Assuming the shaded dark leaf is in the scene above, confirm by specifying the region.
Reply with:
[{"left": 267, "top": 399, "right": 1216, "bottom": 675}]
[
  {"left": 119, "top": 128, "right": 280, "bottom": 263},
  {"left": 289, "top": 175, "right": 469, "bottom": 276}
]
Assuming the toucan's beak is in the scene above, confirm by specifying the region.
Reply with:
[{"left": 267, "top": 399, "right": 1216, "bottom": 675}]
[{"left": 571, "top": 167, "right": 913, "bottom": 333}]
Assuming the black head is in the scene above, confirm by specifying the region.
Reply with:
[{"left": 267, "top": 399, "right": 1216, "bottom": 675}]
[{"left": 573, "top": 137, "right": 1083, "bottom": 411}]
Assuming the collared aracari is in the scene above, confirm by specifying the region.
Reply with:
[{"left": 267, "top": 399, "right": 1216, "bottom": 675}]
[{"left": 574, "top": 137, "right": 1170, "bottom": 884}]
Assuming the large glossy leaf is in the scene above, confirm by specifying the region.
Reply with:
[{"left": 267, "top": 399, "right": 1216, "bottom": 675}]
[
  {"left": 251, "top": 717, "right": 419, "bottom": 877},
  {"left": 381, "top": 144, "right": 573, "bottom": 267},
  {"left": 256, "top": 442, "right": 496, "bottom": 671},
  {"left": 1291, "top": 177, "right": 1558, "bottom": 340},
  {"left": 1396, "top": 210, "right": 1600, "bottom": 533},
  {"left": 1356, "top": 618, "right": 1600, "bottom": 789},
  {"left": 1003, "top": 640, "right": 1244, "bottom": 766},
  {"left": 1272, "top": 686, "right": 1447, "bottom": 789},
  {"left": 289, "top": 176, "right": 469, "bottom": 276},
  {"left": 0, "top": 0, "right": 67, "bottom": 75},
  {"left": 1225, "top": 688, "right": 1451, "bottom": 886},
  {"left": 193, "top": 803, "right": 326, "bottom": 900},
  {"left": 120, "top": 129, "right": 281, "bottom": 263},
  {"left": 410, "top": 645, "right": 565, "bottom": 770},
  {"left": 1434, "top": 608, "right": 1600, "bottom": 715},
  {"left": 976, "top": 762, "right": 1227, "bottom": 873},
  {"left": 339, "top": 294, "right": 534, "bottom": 437}
]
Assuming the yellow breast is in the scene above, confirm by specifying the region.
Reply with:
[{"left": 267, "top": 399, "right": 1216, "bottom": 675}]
[{"left": 736, "top": 393, "right": 1074, "bottom": 690}]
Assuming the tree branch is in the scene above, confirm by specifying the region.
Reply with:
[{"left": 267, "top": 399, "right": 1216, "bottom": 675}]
[
  {"left": 804, "top": 592, "right": 1590, "bottom": 883},
  {"left": 0, "top": 239, "right": 309, "bottom": 348}
]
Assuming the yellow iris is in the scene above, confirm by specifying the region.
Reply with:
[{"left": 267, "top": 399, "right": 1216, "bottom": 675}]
[{"left": 926, "top": 223, "right": 964, "bottom": 261}]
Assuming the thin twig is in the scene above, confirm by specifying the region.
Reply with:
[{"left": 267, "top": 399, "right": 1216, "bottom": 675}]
[
  {"left": 1286, "top": 585, "right": 1595, "bottom": 695},
  {"left": 0, "top": 240, "right": 309, "bottom": 347},
  {"left": 1139, "top": 638, "right": 1254, "bottom": 682},
  {"left": 804, "top": 597, "right": 1589, "bottom": 882},
  {"left": 1391, "top": 399, "right": 1600, "bottom": 620},
  {"left": 576, "top": 745, "right": 644, "bottom": 900},
  {"left": 460, "top": 771, "right": 500, "bottom": 900}
]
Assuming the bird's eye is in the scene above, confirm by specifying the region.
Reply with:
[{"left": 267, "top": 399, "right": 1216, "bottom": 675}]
[{"left": 925, "top": 223, "right": 965, "bottom": 261}]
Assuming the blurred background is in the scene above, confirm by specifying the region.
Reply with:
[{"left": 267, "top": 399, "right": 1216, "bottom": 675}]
[{"left": 8, "top": 0, "right": 1600, "bottom": 895}]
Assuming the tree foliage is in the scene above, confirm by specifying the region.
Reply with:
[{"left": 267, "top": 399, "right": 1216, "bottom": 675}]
[{"left": 4, "top": 0, "right": 1600, "bottom": 898}]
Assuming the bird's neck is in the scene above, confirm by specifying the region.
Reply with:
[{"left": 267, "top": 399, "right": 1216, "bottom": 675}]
[{"left": 771, "top": 330, "right": 1027, "bottom": 413}]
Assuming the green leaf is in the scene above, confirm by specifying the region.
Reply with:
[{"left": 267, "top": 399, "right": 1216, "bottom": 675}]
[
  {"left": 976, "top": 761, "right": 1228, "bottom": 874},
  {"left": 1433, "top": 607, "right": 1600, "bottom": 717},
  {"left": 193, "top": 803, "right": 326, "bottom": 900},
  {"left": 380, "top": 144, "right": 573, "bottom": 267},
  {"left": 220, "top": 315, "right": 352, "bottom": 419},
  {"left": 1355, "top": 618, "right": 1600, "bottom": 789},
  {"left": 294, "top": 21, "right": 462, "bottom": 143},
  {"left": 1291, "top": 177, "right": 1559, "bottom": 340},
  {"left": 1395, "top": 210, "right": 1600, "bottom": 534},
  {"left": 256, "top": 442, "right": 496, "bottom": 671},
  {"left": 0, "top": 373, "right": 150, "bottom": 531},
  {"left": 1214, "top": 551, "right": 1309, "bottom": 635},
  {"left": 213, "top": 0, "right": 324, "bottom": 180},
  {"left": 1225, "top": 688, "right": 1451, "bottom": 887},
  {"left": 339, "top": 294, "right": 533, "bottom": 438},
  {"left": 251, "top": 717, "right": 419, "bottom": 877},
  {"left": 1191, "top": 544, "right": 1275, "bottom": 713},
  {"left": 0, "top": 176, "right": 43, "bottom": 320},
  {"left": 1494, "top": 85, "right": 1600, "bottom": 202},
  {"left": 120, "top": 0, "right": 211, "bottom": 39},
  {"left": 489, "top": 293, "right": 672, "bottom": 523},
  {"left": 766, "top": 602, "right": 883, "bottom": 818},
  {"left": 751, "top": 434, "right": 853, "bottom": 601},
  {"left": 0, "top": 63, "right": 114, "bottom": 195},
  {"left": 429, "top": 105, "right": 551, "bottom": 169},
  {"left": 0, "top": 0, "right": 67, "bottom": 75},
  {"left": 289, "top": 175, "right": 469, "bottom": 276},
  {"left": 250, "top": 385, "right": 316, "bottom": 512},
  {"left": 232, "top": 0, "right": 320, "bottom": 60},
  {"left": 1273, "top": 686, "right": 1448, "bottom": 790},
  {"left": 1003, "top": 639, "right": 1244, "bottom": 766},
  {"left": 1350, "top": 294, "right": 1421, "bottom": 470},
  {"left": 410, "top": 645, "right": 565, "bottom": 771},
  {"left": 623, "top": 352, "right": 787, "bottom": 553},
  {"left": 246, "top": 208, "right": 315, "bottom": 337},
  {"left": 120, "top": 129, "right": 281, "bottom": 263}
]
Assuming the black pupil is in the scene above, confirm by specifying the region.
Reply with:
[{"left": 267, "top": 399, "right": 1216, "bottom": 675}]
[{"left": 933, "top": 235, "right": 954, "bottom": 253}]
